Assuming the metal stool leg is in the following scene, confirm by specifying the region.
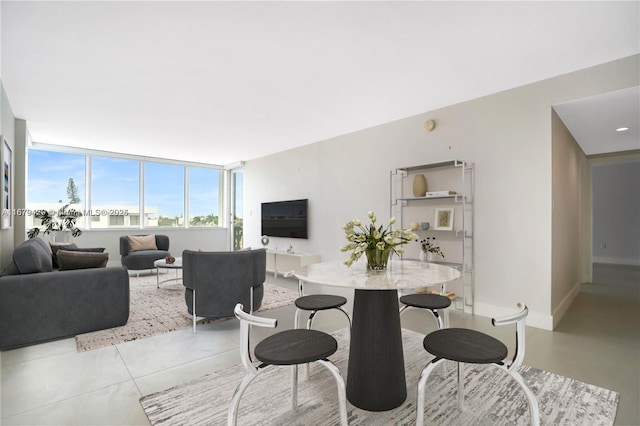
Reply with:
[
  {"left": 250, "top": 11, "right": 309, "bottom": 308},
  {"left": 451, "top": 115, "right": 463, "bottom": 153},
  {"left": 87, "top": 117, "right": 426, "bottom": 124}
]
[
  {"left": 294, "top": 307, "right": 302, "bottom": 329},
  {"left": 228, "top": 372, "right": 259, "bottom": 426},
  {"left": 400, "top": 305, "right": 446, "bottom": 330},
  {"left": 505, "top": 368, "right": 541, "bottom": 426},
  {"left": 303, "top": 311, "right": 319, "bottom": 379},
  {"left": 427, "top": 309, "right": 444, "bottom": 330},
  {"left": 303, "top": 307, "right": 351, "bottom": 380},
  {"left": 318, "top": 359, "right": 349, "bottom": 426},
  {"left": 291, "top": 364, "right": 298, "bottom": 410},
  {"left": 416, "top": 358, "right": 445, "bottom": 426},
  {"left": 192, "top": 290, "right": 197, "bottom": 333},
  {"left": 457, "top": 362, "right": 465, "bottom": 410},
  {"left": 337, "top": 307, "right": 352, "bottom": 335}
]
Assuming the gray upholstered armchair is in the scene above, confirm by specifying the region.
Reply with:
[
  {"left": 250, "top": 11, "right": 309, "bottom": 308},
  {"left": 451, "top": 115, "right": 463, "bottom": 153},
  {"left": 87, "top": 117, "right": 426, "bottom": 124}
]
[
  {"left": 120, "top": 234, "right": 170, "bottom": 271},
  {"left": 182, "top": 249, "right": 266, "bottom": 332}
]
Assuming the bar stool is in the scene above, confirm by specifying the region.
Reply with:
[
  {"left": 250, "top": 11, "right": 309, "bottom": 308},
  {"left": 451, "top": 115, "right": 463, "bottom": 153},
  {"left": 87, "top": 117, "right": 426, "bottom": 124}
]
[
  {"left": 228, "top": 304, "right": 348, "bottom": 426},
  {"left": 399, "top": 293, "right": 451, "bottom": 330},
  {"left": 293, "top": 278, "right": 352, "bottom": 332},
  {"left": 292, "top": 279, "right": 352, "bottom": 380},
  {"left": 415, "top": 303, "right": 540, "bottom": 426},
  {"left": 295, "top": 294, "right": 352, "bottom": 330}
]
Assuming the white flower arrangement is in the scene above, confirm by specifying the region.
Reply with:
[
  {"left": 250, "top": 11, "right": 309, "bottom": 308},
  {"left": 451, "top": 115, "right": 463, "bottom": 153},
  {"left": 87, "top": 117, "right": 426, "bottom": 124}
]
[{"left": 341, "top": 211, "right": 418, "bottom": 268}]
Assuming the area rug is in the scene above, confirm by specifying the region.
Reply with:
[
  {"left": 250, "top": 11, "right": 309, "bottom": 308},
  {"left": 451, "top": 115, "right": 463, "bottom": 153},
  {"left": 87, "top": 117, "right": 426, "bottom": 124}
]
[
  {"left": 139, "top": 328, "right": 619, "bottom": 425},
  {"left": 75, "top": 274, "right": 298, "bottom": 352}
]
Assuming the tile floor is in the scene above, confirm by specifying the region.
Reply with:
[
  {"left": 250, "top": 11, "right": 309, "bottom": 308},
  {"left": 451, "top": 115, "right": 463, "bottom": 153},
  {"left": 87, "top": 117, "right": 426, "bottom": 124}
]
[{"left": 1, "top": 264, "right": 638, "bottom": 425}]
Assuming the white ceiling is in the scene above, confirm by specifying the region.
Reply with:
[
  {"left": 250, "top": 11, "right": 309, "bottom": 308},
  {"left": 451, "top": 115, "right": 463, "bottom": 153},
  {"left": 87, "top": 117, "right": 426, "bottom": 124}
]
[
  {"left": 553, "top": 86, "right": 639, "bottom": 156},
  {"left": 1, "top": 1, "right": 639, "bottom": 165}
]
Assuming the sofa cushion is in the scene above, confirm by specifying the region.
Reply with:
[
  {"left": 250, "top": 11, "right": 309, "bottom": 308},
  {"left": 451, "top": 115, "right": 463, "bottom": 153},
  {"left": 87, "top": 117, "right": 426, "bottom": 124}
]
[
  {"left": 13, "top": 238, "right": 53, "bottom": 274},
  {"left": 57, "top": 250, "right": 109, "bottom": 271},
  {"left": 128, "top": 235, "right": 157, "bottom": 252},
  {"left": 64, "top": 246, "right": 105, "bottom": 253},
  {"left": 50, "top": 242, "right": 77, "bottom": 268},
  {"left": 121, "top": 249, "right": 169, "bottom": 270}
]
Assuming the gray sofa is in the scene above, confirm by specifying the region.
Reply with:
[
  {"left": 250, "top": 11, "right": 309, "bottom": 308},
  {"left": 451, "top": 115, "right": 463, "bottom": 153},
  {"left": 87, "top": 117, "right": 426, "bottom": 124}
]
[
  {"left": 0, "top": 238, "right": 130, "bottom": 350},
  {"left": 120, "top": 234, "right": 170, "bottom": 271},
  {"left": 182, "top": 249, "right": 266, "bottom": 327}
]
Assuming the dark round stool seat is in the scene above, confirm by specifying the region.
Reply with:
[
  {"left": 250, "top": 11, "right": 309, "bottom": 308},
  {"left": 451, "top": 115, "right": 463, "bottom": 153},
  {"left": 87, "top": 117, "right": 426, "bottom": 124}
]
[
  {"left": 254, "top": 329, "right": 338, "bottom": 365},
  {"left": 295, "top": 294, "right": 348, "bottom": 311},
  {"left": 423, "top": 328, "right": 508, "bottom": 364},
  {"left": 400, "top": 293, "right": 452, "bottom": 310}
]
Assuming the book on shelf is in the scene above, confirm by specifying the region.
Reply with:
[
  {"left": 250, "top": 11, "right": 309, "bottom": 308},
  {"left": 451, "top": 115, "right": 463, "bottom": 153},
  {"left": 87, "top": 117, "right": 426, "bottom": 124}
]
[{"left": 425, "top": 190, "right": 456, "bottom": 197}]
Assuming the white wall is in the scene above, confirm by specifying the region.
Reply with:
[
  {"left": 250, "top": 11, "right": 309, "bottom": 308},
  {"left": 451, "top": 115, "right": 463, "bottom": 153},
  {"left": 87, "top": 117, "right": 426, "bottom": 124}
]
[
  {"left": 551, "top": 109, "right": 586, "bottom": 328},
  {"left": 14, "top": 119, "right": 28, "bottom": 248},
  {"left": 244, "top": 55, "right": 639, "bottom": 330},
  {"left": 0, "top": 83, "right": 15, "bottom": 270},
  {"left": 592, "top": 158, "right": 640, "bottom": 266}
]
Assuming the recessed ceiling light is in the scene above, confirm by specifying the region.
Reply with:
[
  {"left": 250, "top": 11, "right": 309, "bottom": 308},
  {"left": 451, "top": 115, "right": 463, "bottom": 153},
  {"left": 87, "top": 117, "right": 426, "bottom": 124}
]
[{"left": 615, "top": 127, "right": 629, "bottom": 133}]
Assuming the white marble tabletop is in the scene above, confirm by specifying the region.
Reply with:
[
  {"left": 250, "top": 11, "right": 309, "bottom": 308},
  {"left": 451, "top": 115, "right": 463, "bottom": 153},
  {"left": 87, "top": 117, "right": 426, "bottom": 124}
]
[
  {"left": 293, "top": 259, "right": 460, "bottom": 290},
  {"left": 153, "top": 257, "right": 182, "bottom": 268}
]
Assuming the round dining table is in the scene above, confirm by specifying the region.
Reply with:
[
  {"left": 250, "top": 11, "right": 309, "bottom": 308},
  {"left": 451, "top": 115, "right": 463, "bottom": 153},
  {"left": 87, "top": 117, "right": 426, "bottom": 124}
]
[{"left": 293, "top": 259, "right": 461, "bottom": 411}]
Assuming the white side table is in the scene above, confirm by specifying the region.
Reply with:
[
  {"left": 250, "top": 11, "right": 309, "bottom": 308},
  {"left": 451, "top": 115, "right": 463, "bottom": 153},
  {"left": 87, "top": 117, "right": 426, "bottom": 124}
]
[{"left": 153, "top": 257, "right": 183, "bottom": 288}]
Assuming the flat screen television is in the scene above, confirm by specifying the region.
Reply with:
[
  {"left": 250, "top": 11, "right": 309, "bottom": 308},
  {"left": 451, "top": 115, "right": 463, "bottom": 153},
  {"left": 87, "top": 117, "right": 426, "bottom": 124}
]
[{"left": 261, "top": 199, "right": 308, "bottom": 239}]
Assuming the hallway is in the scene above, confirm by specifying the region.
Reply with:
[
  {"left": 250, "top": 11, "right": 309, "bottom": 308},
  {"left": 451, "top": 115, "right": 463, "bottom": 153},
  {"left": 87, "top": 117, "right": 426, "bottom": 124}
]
[{"left": 537, "top": 263, "right": 639, "bottom": 425}]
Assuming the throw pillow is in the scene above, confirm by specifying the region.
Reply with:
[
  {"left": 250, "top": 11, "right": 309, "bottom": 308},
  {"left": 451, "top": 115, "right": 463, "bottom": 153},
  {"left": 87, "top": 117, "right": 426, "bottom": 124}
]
[
  {"left": 128, "top": 235, "right": 157, "bottom": 252},
  {"left": 50, "top": 242, "right": 77, "bottom": 268},
  {"left": 57, "top": 250, "right": 109, "bottom": 271},
  {"left": 63, "top": 247, "right": 105, "bottom": 253},
  {"left": 12, "top": 238, "right": 53, "bottom": 274},
  {"left": 0, "top": 262, "right": 19, "bottom": 276}
]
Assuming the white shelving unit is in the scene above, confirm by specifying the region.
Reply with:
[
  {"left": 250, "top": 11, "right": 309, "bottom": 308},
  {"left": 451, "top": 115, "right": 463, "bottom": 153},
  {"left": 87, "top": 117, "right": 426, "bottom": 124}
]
[{"left": 390, "top": 160, "right": 474, "bottom": 313}]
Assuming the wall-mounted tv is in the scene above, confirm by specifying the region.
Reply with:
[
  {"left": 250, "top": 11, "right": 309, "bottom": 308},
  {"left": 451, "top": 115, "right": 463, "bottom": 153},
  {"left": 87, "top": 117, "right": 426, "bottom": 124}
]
[{"left": 261, "top": 199, "right": 308, "bottom": 239}]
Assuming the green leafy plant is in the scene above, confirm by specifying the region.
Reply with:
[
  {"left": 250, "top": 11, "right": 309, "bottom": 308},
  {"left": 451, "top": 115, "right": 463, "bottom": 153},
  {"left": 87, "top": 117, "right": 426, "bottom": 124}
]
[{"left": 27, "top": 205, "right": 83, "bottom": 239}]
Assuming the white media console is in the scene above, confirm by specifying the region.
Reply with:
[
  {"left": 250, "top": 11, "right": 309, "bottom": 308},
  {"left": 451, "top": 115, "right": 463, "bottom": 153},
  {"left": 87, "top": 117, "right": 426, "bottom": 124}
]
[{"left": 266, "top": 250, "right": 321, "bottom": 277}]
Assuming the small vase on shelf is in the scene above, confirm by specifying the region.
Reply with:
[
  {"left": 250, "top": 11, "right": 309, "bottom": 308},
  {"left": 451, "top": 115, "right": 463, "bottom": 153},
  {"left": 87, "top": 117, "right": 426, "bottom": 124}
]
[
  {"left": 412, "top": 174, "right": 427, "bottom": 197},
  {"left": 419, "top": 250, "right": 436, "bottom": 262}
]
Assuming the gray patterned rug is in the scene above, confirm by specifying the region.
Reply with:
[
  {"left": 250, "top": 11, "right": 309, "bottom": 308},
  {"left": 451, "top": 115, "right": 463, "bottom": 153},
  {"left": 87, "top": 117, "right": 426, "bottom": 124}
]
[
  {"left": 75, "top": 274, "right": 298, "bottom": 351},
  {"left": 140, "top": 328, "right": 618, "bottom": 425}
]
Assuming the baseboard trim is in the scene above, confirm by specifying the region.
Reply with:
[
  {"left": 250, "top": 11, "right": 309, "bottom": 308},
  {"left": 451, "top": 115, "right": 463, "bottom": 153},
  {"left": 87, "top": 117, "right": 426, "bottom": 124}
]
[
  {"left": 593, "top": 256, "right": 640, "bottom": 266},
  {"left": 552, "top": 283, "right": 581, "bottom": 329}
]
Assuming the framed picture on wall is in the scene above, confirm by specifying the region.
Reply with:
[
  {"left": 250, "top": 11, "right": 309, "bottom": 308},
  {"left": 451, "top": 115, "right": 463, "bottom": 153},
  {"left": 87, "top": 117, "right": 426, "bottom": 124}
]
[
  {"left": 1, "top": 136, "right": 12, "bottom": 229},
  {"left": 433, "top": 207, "right": 453, "bottom": 231}
]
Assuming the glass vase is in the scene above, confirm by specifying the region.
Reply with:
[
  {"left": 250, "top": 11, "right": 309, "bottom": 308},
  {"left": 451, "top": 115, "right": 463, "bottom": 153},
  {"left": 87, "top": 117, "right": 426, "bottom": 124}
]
[
  {"left": 366, "top": 247, "right": 390, "bottom": 271},
  {"left": 420, "top": 250, "right": 435, "bottom": 263}
]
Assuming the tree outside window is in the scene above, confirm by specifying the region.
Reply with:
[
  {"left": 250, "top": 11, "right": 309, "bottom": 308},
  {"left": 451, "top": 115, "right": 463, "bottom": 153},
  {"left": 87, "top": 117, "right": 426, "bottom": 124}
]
[{"left": 27, "top": 150, "right": 86, "bottom": 231}]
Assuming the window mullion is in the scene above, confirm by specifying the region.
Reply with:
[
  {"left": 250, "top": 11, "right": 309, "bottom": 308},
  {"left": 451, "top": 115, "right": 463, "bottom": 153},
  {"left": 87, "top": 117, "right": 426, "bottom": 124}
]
[{"left": 140, "top": 161, "right": 144, "bottom": 229}]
